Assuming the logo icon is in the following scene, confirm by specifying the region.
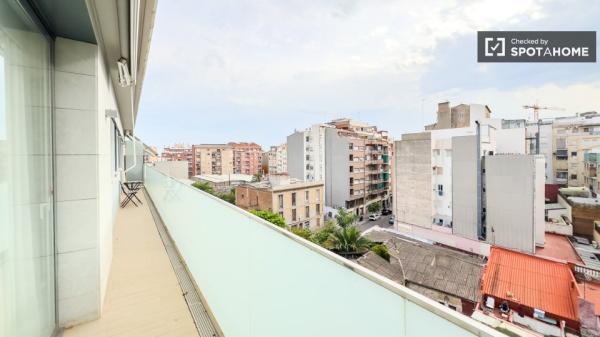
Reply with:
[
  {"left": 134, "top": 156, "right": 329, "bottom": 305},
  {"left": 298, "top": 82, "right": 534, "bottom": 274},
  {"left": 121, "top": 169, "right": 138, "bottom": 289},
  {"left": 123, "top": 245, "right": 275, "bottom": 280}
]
[{"left": 484, "top": 37, "right": 505, "bottom": 57}]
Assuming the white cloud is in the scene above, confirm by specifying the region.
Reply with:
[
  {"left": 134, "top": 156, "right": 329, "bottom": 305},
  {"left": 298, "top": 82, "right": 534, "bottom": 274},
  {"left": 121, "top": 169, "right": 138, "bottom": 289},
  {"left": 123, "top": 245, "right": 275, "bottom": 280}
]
[{"left": 137, "top": 0, "right": 600, "bottom": 148}]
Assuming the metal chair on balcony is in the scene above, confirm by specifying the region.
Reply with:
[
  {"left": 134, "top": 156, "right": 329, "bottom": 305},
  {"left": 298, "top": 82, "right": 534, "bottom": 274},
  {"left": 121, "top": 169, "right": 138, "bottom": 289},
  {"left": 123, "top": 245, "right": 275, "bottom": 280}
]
[{"left": 121, "top": 180, "right": 144, "bottom": 207}]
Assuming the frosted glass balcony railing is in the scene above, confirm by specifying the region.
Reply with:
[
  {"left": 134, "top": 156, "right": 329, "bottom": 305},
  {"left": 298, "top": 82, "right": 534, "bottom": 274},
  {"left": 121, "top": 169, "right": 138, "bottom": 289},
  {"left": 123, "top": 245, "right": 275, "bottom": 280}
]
[{"left": 144, "top": 166, "right": 501, "bottom": 337}]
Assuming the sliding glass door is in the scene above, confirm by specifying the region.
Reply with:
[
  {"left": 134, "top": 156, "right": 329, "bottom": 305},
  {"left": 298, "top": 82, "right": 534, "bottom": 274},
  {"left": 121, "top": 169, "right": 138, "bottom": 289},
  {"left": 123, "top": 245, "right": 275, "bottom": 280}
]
[{"left": 0, "top": 1, "right": 55, "bottom": 336}]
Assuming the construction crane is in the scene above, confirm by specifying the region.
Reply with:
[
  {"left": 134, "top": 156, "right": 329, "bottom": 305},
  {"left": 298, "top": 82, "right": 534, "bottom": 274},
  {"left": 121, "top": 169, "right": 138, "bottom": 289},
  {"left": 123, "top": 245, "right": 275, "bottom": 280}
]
[{"left": 523, "top": 103, "right": 565, "bottom": 121}]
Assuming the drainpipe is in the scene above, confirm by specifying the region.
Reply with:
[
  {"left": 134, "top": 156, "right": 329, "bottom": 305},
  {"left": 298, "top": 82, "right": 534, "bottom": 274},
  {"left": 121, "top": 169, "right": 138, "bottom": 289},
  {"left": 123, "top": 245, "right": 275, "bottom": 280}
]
[
  {"left": 476, "top": 121, "right": 483, "bottom": 240},
  {"left": 536, "top": 119, "right": 541, "bottom": 155}
]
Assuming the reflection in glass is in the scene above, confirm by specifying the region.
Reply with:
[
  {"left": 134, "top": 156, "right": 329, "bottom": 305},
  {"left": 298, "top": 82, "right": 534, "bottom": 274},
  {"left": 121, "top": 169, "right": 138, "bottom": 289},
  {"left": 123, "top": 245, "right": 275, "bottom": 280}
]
[{"left": 0, "top": 1, "right": 55, "bottom": 337}]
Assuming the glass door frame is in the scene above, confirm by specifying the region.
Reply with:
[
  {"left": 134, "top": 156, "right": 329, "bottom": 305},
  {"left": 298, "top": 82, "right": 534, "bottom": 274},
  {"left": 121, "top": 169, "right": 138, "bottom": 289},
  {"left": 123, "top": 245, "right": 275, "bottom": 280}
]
[{"left": 12, "top": 0, "right": 57, "bottom": 335}]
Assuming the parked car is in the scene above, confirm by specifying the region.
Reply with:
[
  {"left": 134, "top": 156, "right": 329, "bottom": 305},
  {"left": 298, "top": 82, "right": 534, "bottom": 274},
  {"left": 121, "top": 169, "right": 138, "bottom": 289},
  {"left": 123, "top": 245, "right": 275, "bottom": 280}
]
[
  {"left": 381, "top": 209, "right": 392, "bottom": 215},
  {"left": 368, "top": 213, "right": 381, "bottom": 221},
  {"left": 388, "top": 215, "right": 395, "bottom": 225}
]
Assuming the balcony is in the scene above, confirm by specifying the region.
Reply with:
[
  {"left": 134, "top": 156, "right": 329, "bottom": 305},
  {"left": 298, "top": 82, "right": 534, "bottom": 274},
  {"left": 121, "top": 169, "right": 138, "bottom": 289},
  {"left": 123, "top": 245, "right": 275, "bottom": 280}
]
[
  {"left": 67, "top": 166, "right": 502, "bottom": 337},
  {"left": 63, "top": 192, "right": 209, "bottom": 337}
]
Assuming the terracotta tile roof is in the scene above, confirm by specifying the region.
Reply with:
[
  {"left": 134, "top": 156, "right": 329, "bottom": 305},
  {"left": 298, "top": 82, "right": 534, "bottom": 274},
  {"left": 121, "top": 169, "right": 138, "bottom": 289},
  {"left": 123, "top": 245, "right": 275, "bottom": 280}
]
[
  {"left": 536, "top": 233, "right": 583, "bottom": 265},
  {"left": 482, "top": 247, "right": 580, "bottom": 322}
]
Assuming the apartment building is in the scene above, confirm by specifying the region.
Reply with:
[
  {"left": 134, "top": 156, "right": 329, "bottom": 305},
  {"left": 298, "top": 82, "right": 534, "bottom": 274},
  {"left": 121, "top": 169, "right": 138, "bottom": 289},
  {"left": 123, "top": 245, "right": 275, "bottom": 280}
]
[
  {"left": 425, "top": 102, "right": 491, "bottom": 130},
  {"left": 288, "top": 124, "right": 328, "bottom": 182},
  {"left": 552, "top": 112, "right": 600, "bottom": 186},
  {"left": 394, "top": 102, "right": 544, "bottom": 254},
  {"left": 162, "top": 143, "right": 192, "bottom": 161},
  {"left": 162, "top": 144, "right": 193, "bottom": 175},
  {"left": 584, "top": 149, "right": 600, "bottom": 195},
  {"left": 229, "top": 142, "right": 263, "bottom": 175},
  {"left": 288, "top": 119, "right": 393, "bottom": 216},
  {"left": 235, "top": 174, "right": 325, "bottom": 230},
  {"left": 191, "top": 143, "right": 235, "bottom": 176},
  {"left": 143, "top": 144, "right": 159, "bottom": 163},
  {"left": 266, "top": 143, "right": 288, "bottom": 174}
]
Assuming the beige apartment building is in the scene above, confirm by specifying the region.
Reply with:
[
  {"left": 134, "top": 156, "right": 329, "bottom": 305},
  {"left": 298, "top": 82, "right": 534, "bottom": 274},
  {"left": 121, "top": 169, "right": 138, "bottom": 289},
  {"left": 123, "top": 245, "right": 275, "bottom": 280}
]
[
  {"left": 552, "top": 112, "right": 600, "bottom": 186},
  {"left": 266, "top": 143, "right": 288, "bottom": 174},
  {"left": 191, "top": 144, "right": 235, "bottom": 176},
  {"left": 235, "top": 174, "right": 325, "bottom": 230}
]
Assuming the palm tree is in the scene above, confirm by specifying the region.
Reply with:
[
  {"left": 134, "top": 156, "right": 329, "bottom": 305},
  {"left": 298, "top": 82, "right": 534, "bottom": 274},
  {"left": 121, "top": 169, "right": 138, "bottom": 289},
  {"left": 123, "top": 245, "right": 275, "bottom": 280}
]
[
  {"left": 335, "top": 208, "right": 358, "bottom": 228},
  {"left": 327, "top": 226, "right": 371, "bottom": 255}
]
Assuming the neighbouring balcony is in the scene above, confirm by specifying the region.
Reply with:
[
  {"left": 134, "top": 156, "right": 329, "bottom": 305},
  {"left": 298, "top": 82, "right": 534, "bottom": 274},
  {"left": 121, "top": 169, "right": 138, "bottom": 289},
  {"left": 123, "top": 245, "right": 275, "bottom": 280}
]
[{"left": 69, "top": 165, "right": 502, "bottom": 337}]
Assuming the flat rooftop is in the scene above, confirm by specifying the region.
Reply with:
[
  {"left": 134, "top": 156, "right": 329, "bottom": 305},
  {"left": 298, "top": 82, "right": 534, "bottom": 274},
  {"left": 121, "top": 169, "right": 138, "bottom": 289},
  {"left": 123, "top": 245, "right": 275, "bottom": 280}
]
[
  {"left": 194, "top": 174, "right": 254, "bottom": 183},
  {"left": 572, "top": 239, "right": 600, "bottom": 270},
  {"left": 535, "top": 233, "right": 583, "bottom": 264}
]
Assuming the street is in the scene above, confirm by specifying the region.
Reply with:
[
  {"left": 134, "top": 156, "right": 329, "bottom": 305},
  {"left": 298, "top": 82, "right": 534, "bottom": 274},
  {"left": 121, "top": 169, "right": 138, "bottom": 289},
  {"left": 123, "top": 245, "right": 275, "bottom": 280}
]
[{"left": 357, "top": 214, "right": 393, "bottom": 232}]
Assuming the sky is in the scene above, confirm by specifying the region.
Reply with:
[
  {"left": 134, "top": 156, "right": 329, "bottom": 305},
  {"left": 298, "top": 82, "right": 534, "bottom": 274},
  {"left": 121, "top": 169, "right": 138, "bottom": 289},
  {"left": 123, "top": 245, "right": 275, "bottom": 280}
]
[{"left": 136, "top": 0, "right": 600, "bottom": 150}]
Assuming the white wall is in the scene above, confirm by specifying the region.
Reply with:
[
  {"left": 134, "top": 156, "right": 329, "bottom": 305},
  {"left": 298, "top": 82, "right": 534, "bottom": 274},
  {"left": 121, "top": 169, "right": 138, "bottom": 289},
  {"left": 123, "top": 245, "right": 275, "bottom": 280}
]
[
  {"left": 54, "top": 37, "right": 121, "bottom": 327},
  {"left": 154, "top": 161, "right": 189, "bottom": 180},
  {"left": 431, "top": 127, "right": 477, "bottom": 226},
  {"left": 495, "top": 127, "right": 526, "bottom": 154},
  {"left": 485, "top": 155, "right": 541, "bottom": 253}
]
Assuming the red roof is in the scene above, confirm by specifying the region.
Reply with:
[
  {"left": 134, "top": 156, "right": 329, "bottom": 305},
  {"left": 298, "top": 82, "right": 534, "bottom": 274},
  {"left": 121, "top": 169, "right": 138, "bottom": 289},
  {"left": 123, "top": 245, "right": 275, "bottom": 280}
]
[
  {"left": 482, "top": 247, "right": 580, "bottom": 322},
  {"left": 536, "top": 233, "right": 583, "bottom": 265}
]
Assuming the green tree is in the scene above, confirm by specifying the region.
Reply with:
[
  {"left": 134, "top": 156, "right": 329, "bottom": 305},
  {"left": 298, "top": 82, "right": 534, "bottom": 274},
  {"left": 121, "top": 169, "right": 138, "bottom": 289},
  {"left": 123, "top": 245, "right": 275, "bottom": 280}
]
[
  {"left": 291, "top": 227, "right": 312, "bottom": 240},
  {"left": 218, "top": 188, "right": 236, "bottom": 204},
  {"left": 252, "top": 172, "right": 263, "bottom": 182},
  {"left": 335, "top": 208, "right": 358, "bottom": 228},
  {"left": 309, "top": 220, "right": 337, "bottom": 246},
  {"left": 327, "top": 226, "right": 371, "bottom": 254},
  {"left": 249, "top": 209, "right": 287, "bottom": 228},
  {"left": 192, "top": 181, "right": 214, "bottom": 194},
  {"left": 371, "top": 244, "right": 390, "bottom": 262},
  {"left": 367, "top": 202, "right": 381, "bottom": 213}
]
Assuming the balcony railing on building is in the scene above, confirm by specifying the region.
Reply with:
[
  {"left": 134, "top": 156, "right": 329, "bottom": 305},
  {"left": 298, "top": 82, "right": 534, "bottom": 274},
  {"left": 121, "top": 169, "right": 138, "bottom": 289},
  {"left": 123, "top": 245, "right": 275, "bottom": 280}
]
[{"left": 143, "top": 166, "right": 502, "bottom": 337}]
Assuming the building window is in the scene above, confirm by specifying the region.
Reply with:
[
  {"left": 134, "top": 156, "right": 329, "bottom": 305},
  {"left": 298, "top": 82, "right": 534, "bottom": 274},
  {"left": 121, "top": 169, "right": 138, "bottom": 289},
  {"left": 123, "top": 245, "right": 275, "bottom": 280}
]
[
  {"left": 316, "top": 204, "right": 321, "bottom": 215},
  {"left": 437, "top": 184, "right": 443, "bottom": 196},
  {"left": 305, "top": 206, "right": 310, "bottom": 218},
  {"left": 349, "top": 166, "right": 354, "bottom": 172},
  {"left": 305, "top": 190, "right": 309, "bottom": 202},
  {"left": 278, "top": 194, "right": 284, "bottom": 209},
  {"left": 571, "top": 151, "right": 577, "bottom": 157},
  {"left": 292, "top": 209, "right": 297, "bottom": 221},
  {"left": 316, "top": 189, "right": 320, "bottom": 201},
  {"left": 317, "top": 218, "right": 321, "bottom": 227},
  {"left": 571, "top": 174, "right": 578, "bottom": 180},
  {"left": 349, "top": 154, "right": 353, "bottom": 161},
  {"left": 292, "top": 192, "right": 296, "bottom": 206}
]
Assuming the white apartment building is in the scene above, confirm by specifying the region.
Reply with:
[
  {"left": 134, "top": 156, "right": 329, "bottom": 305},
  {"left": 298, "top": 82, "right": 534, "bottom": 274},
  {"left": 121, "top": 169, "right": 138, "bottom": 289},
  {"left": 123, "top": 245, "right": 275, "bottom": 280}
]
[
  {"left": 287, "top": 124, "right": 328, "bottom": 182},
  {"left": 394, "top": 102, "right": 544, "bottom": 255},
  {"left": 267, "top": 143, "right": 288, "bottom": 174}
]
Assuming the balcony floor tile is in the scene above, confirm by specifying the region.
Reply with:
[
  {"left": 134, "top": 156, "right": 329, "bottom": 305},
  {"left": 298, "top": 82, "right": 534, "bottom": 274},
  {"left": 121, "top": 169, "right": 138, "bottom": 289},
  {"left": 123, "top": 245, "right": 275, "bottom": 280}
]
[{"left": 63, "top": 193, "right": 199, "bottom": 337}]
